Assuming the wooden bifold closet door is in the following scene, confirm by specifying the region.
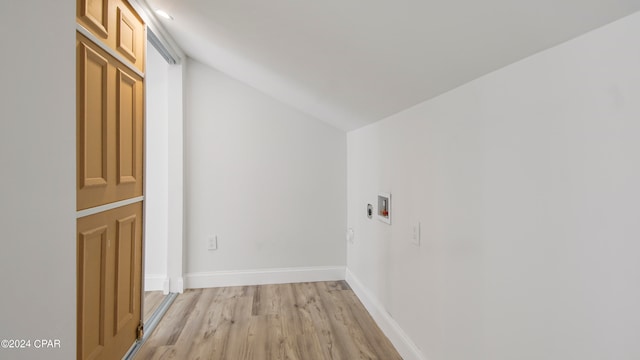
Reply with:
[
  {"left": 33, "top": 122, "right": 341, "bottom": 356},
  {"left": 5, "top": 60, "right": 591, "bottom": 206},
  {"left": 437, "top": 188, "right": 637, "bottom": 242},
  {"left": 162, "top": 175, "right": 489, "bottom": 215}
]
[{"left": 76, "top": 0, "right": 146, "bottom": 359}]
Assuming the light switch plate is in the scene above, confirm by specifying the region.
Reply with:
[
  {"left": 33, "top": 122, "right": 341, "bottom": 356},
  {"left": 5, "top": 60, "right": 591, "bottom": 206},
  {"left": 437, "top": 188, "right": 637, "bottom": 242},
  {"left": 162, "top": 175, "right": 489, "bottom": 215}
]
[
  {"left": 412, "top": 222, "right": 421, "bottom": 246},
  {"left": 346, "top": 228, "right": 355, "bottom": 244},
  {"left": 208, "top": 236, "right": 218, "bottom": 250}
]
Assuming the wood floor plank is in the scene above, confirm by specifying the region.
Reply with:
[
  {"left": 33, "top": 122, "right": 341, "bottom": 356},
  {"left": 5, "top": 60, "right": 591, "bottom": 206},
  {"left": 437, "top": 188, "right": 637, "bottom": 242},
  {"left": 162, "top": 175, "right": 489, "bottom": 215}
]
[
  {"left": 185, "top": 294, "right": 253, "bottom": 359},
  {"left": 136, "top": 281, "right": 402, "bottom": 360},
  {"left": 292, "top": 282, "right": 343, "bottom": 359},
  {"left": 135, "top": 289, "right": 207, "bottom": 359},
  {"left": 321, "top": 282, "right": 402, "bottom": 360},
  {"left": 144, "top": 291, "right": 166, "bottom": 323},
  {"left": 317, "top": 281, "right": 378, "bottom": 359},
  {"left": 252, "top": 284, "right": 280, "bottom": 316},
  {"left": 340, "top": 290, "right": 403, "bottom": 360},
  {"left": 141, "top": 345, "right": 177, "bottom": 360},
  {"left": 169, "top": 287, "right": 223, "bottom": 359},
  {"left": 184, "top": 298, "right": 234, "bottom": 359},
  {"left": 325, "top": 280, "right": 351, "bottom": 292}
]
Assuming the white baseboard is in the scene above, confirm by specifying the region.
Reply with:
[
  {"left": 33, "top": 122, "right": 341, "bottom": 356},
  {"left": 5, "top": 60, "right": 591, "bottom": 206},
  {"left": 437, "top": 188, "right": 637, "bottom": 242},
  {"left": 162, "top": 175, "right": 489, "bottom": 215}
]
[
  {"left": 346, "top": 268, "right": 427, "bottom": 360},
  {"left": 170, "top": 276, "right": 184, "bottom": 294},
  {"left": 144, "top": 274, "right": 169, "bottom": 292},
  {"left": 162, "top": 278, "right": 170, "bottom": 294},
  {"left": 185, "top": 266, "right": 346, "bottom": 289}
]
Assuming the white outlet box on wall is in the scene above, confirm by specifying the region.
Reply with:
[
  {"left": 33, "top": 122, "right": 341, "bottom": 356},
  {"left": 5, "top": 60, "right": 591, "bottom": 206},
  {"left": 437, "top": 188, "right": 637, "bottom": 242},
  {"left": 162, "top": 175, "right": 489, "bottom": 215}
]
[{"left": 377, "top": 193, "right": 391, "bottom": 224}]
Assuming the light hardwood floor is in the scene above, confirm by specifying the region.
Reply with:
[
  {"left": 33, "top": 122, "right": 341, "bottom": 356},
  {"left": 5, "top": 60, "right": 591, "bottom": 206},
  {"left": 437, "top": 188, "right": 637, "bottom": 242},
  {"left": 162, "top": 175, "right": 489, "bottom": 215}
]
[
  {"left": 144, "top": 291, "right": 165, "bottom": 323},
  {"left": 135, "top": 281, "right": 402, "bottom": 359}
]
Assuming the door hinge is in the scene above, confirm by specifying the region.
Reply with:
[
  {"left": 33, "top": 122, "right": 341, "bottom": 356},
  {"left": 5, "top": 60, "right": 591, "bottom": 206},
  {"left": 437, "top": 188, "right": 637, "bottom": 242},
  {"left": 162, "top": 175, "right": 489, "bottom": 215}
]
[{"left": 137, "top": 323, "right": 144, "bottom": 340}]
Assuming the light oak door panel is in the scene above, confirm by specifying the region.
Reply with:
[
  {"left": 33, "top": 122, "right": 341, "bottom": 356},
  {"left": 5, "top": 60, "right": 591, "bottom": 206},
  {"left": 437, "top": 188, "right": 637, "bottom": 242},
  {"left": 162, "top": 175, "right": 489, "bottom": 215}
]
[
  {"left": 114, "top": 0, "right": 145, "bottom": 72},
  {"left": 76, "top": 0, "right": 146, "bottom": 72},
  {"left": 77, "top": 225, "right": 109, "bottom": 360},
  {"left": 110, "top": 203, "right": 143, "bottom": 357},
  {"left": 112, "top": 62, "right": 144, "bottom": 200},
  {"left": 77, "top": 202, "right": 143, "bottom": 360},
  {"left": 116, "top": 68, "right": 140, "bottom": 185},
  {"left": 77, "top": 33, "right": 144, "bottom": 210},
  {"left": 77, "top": 41, "right": 109, "bottom": 190},
  {"left": 77, "top": 0, "right": 109, "bottom": 38},
  {"left": 114, "top": 213, "right": 137, "bottom": 334}
]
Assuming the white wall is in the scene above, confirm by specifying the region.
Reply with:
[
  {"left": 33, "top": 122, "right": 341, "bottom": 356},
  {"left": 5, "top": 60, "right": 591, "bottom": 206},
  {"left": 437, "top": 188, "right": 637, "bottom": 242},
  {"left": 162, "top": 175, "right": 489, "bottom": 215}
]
[
  {"left": 0, "top": 2, "right": 75, "bottom": 359},
  {"left": 184, "top": 59, "right": 346, "bottom": 279},
  {"left": 347, "top": 12, "right": 640, "bottom": 360},
  {"left": 145, "top": 41, "right": 170, "bottom": 291}
]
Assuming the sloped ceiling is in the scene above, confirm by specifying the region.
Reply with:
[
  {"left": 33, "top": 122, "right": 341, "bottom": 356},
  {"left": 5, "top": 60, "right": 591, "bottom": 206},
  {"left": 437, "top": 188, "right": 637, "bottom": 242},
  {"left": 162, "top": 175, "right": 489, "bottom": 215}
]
[{"left": 145, "top": 0, "right": 640, "bottom": 131}]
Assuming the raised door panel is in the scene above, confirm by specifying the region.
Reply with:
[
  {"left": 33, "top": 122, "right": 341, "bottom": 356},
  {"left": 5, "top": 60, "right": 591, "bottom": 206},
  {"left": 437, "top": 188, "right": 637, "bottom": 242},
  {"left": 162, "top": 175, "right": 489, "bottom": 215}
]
[
  {"left": 115, "top": 67, "right": 142, "bottom": 191},
  {"left": 116, "top": 70, "right": 136, "bottom": 185},
  {"left": 112, "top": 61, "right": 144, "bottom": 202},
  {"left": 77, "top": 0, "right": 109, "bottom": 39},
  {"left": 77, "top": 40, "right": 109, "bottom": 190},
  {"left": 110, "top": 203, "right": 143, "bottom": 357},
  {"left": 114, "top": 214, "right": 136, "bottom": 333},
  {"left": 116, "top": 7, "right": 136, "bottom": 62},
  {"left": 78, "top": 225, "right": 108, "bottom": 359},
  {"left": 114, "top": 0, "right": 145, "bottom": 72}
]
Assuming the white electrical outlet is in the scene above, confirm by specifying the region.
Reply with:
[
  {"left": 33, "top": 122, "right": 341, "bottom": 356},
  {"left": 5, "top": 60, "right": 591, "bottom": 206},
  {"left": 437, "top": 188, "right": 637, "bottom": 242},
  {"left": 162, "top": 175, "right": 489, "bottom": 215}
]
[
  {"left": 412, "top": 222, "right": 421, "bottom": 246},
  {"left": 208, "top": 236, "right": 218, "bottom": 251}
]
